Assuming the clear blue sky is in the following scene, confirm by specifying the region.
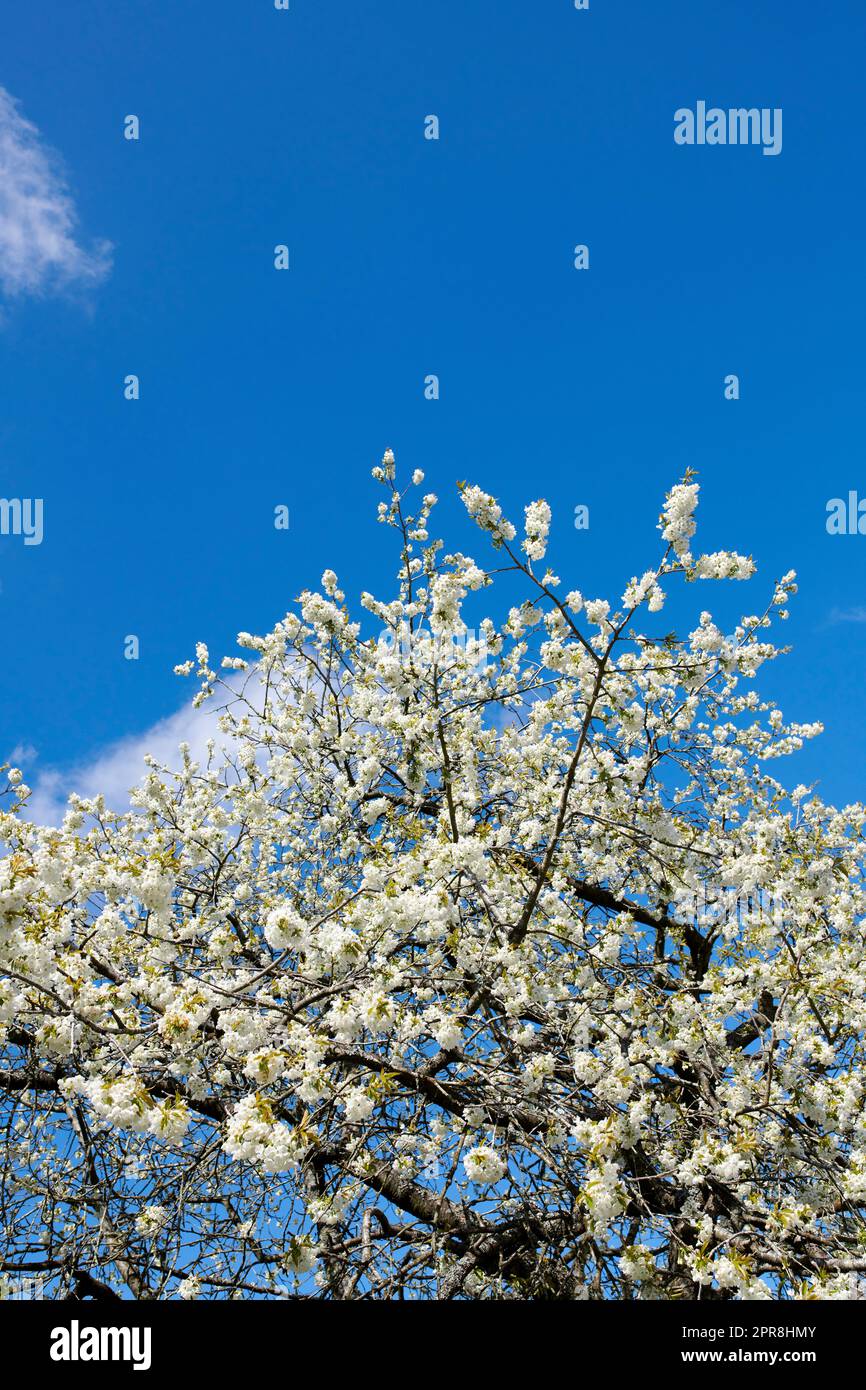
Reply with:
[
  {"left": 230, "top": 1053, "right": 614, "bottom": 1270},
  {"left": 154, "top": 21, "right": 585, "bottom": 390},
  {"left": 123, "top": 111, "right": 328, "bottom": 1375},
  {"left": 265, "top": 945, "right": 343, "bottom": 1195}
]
[{"left": 0, "top": 0, "right": 864, "bottom": 810}]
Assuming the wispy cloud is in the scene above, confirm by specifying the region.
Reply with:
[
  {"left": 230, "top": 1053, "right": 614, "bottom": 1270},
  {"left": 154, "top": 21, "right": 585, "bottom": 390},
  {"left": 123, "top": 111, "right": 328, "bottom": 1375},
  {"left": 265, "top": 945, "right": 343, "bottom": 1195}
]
[
  {"left": 0, "top": 85, "right": 112, "bottom": 300},
  {"left": 13, "top": 661, "right": 299, "bottom": 828},
  {"left": 827, "top": 606, "right": 866, "bottom": 626},
  {"left": 16, "top": 693, "right": 235, "bottom": 828}
]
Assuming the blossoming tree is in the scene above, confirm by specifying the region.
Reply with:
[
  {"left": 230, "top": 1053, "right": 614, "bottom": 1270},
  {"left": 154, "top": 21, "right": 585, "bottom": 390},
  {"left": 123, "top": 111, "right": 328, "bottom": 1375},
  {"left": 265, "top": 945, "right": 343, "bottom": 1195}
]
[{"left": 1, "top": 453, "right": 864, "bottom": 1301}]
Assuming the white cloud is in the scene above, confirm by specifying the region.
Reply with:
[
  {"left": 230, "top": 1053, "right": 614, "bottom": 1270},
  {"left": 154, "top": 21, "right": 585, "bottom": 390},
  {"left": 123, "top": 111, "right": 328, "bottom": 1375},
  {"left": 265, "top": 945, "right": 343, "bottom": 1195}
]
[
  {"left": 0, "top": 85, "right": 112, "bottom": 300},
  {"left": 827, "top": 606, "right": 866, "bottom": 626},
  {"left": 19, "top": 692, "right": 235, "bottom": 828},
  {"left": 7, "top": 741, "right": 37, "bottom": 765},
  {"left": 14, "top": 659, "right": 303, "bottom": 828}
]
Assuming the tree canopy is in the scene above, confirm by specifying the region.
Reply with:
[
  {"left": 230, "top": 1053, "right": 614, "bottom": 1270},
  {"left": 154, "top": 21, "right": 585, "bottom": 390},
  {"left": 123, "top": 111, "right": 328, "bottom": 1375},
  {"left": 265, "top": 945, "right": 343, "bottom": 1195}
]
[{"left": 1, "top": 453, "right": 864, "bottom": 1301}]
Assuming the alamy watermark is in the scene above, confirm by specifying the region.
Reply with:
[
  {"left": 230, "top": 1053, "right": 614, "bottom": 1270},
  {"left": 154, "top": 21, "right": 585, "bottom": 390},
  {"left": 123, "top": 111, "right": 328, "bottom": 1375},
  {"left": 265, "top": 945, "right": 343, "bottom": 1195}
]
[
  {"left": 0, "top": 496, "right": 43, "bottom": 545},
  {"left": 674, "top": 102, "right": 782, "bottom": 157},
  {"left": 50, "top": 1320, "right": 152, "bottom": 1371},
  {"left": 376, "top": 624, "right": 490, "bottom": 674},
  {"left": 826, "top": 491, "right": 866, "bottom": 535},
  {"left": 671, "top": 885, "right": 790, "bottom": 936},
  {"left": 0, "top": 1273, "right": 45, "bottom": 1299}
]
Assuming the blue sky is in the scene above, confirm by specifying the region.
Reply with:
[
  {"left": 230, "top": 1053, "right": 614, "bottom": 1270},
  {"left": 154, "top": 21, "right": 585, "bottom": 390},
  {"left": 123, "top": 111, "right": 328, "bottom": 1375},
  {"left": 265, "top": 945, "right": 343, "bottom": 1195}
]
[{"left": 0, "top": 0, "right": 864, "bottom": 817}]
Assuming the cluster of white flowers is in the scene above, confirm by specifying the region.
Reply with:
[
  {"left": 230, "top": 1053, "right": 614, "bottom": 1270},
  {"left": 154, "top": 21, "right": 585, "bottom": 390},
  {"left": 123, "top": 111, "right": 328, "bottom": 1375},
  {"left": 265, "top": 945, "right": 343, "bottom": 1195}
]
[
  {"left": 693, "top": 550, "right": 755, "bottom": 580},
  {"left": 60, "top": 1075, "right": 192, "bottom": 1147},
  {"left": 583, "top": 1161, "right": 627, "bottom": 1230},
  {"left": 243, "top": 1048, "right": 289, "bottom": 1086},
  {"left": 371, "top": 447, "right": 396, "bottom": 483},
  {"left": 463, "top": 1145, "right": 507, "bottom": 1185},
  {"left": 621, "top": 570, "right": 665, "bottom": 612},
  {"left": 584, "top": 598, "right": 610, "bottom": 626},
  {"left": 223, "top": 1095, "right": 308, "bottom": 1173},
  {"left": 135, "top": 1204, "right": 170, "bottom": 1237},
  {"left": 264, "top": 903, "right": 308, "bottom": 951},
  {"left": 424, "top": 1006, "right": 463, "bottom": 1051},
  {"left": 460, "top": 485, "right": 516, "bottom": 542},
  {"left": 617, "top": 1244, "right": 658, "bottom": 1284},
  {"left": 659, "top": 479, "right": 699, "bottom": 558},
  {"left": 283, "top": 1237, "right": 318, "bottom": 1274},
  {"left": 522, "top": 499, "right": 551, "bottom": 562}
]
